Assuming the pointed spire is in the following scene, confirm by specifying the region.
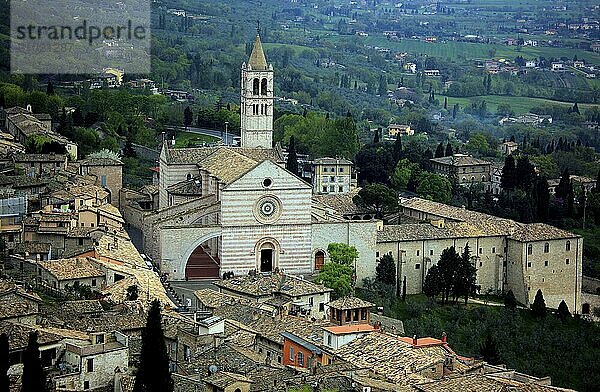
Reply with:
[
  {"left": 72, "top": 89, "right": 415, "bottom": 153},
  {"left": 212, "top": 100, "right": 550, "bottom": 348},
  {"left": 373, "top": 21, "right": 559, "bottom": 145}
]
[{"left": 248, "top": 30, "right": 268, "bottom": 71}]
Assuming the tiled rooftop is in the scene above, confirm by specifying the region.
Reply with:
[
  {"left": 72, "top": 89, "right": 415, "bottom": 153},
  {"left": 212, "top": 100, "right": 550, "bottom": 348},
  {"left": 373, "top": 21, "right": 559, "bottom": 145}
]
[
  {"left": 430, "top": 154, "right": 492, "bottom": 167},
  {"left": 215, "top": 273, "right": 332, "bottom": 298},
  {"left": 40, "top": 257, "right": 104, "bottom": 281},
  {"left": 327, "top": 296, "right": 374, "bottom": 310}
]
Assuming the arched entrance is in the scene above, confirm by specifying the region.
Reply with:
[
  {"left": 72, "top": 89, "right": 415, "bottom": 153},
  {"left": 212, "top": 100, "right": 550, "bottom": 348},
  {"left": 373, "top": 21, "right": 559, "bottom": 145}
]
[
  {"left": 185, "top": 236, "right": 221, "bottom": 280},
  {"left": 255, "top": 238, "right": 280, "bottom": 273},
  {"left": 314, "top": 251, "right": 325, "bottom": 271}
]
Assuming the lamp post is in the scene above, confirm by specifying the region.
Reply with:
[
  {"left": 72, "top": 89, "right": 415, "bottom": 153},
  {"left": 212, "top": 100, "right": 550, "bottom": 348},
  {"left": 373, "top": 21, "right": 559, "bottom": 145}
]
[{"left": 224, "top": 121, "right": 229, "bottom": 146}]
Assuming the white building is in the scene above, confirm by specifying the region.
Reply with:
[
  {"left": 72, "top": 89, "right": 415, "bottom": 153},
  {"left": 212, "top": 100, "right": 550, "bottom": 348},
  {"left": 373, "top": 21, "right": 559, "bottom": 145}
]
[{"left": 312, "top": 157, "right": 355, "bottom": 195}]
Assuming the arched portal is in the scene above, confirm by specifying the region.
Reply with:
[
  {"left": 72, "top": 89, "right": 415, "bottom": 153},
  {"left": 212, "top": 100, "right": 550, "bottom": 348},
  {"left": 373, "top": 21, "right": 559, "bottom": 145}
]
[
  {"left": 255, "top": 238, "right": 280, "bottom": 273},
  {"left": 183, "top": 233, "right": 222, "bottom": 280}
]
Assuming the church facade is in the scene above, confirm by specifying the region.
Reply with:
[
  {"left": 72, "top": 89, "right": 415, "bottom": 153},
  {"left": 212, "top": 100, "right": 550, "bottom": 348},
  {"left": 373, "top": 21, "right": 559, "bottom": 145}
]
[{"left": 145, "top": 33, "right": 378, "bottom": 281}]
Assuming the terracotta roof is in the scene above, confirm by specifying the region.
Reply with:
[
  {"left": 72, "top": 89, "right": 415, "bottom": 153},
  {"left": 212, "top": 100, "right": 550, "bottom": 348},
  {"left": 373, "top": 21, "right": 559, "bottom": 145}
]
[
  {"left": 194, "top": 288, "right": 255, "bottom": 309},
  {"left": 327, "top": 296, "right": 374, "bottom": 310},
  {"left": 430, "top": 154, "right": 491, "bottom": 167},
  {"left": 510, "top": 223, "right": 579, "bottom": 242},
  {"left": 40, "top": 257, "right": 104, "bottom": 281},
  {"left": 313, "top": 157, "right": 353, "bottom": 165},
  {"left": 13, "top": 153, "right": 66, "bottom": 162},
  {"left": 414, "top": 373, "right": 571, "bottom": 392},
  {"left": 14, "top": 241, "right": 51, "bottom": 254},
  {"left": 323, "top": 324, "right": 375, "bottom": 335},
  {"left": 204, "top": 371, "right": 253, "bottom": 388},
  {"left": 165, "top": 145, "right": 284, "bottom": 165},
  {"left": 167, "top": 178, "right": 203, "bottom": 195},
  {"left": 80, "top": 157, "right": 123, "bottom": 166},
  {"left": 198, "top": 148, "right": 259, "bottom": 184},
  {"left": 215, "top": 274, "right": 332, "bottom": 298},
  {"left": 335, "top": 332, "right": 472, "bottom": 385},
  {"left": 312, "top": 189, "right": 367, "bottom": 217}
]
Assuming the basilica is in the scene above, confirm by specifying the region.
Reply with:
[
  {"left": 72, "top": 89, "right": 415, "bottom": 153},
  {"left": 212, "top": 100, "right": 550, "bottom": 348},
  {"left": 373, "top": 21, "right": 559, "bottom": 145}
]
[{"left": 141, "top": 33, "right": 378, "bottom": 281}]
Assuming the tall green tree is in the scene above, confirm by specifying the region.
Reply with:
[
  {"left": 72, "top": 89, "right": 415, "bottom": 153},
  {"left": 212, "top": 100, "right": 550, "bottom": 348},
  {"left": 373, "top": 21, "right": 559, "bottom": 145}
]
[
  {"left": 327, "top": 243, "right": 359, "bottom": 266},
  {"left": 286, "top": 135, "right": 299, "bottom": 175},
  {"left": 183, "top": 106, "right": 193, "bottom": 129},
  {"left": 353, "top": 184, "right": 399, "bottom": 219},
  {"left": 501, "top": 155, "right": 517, "bottom": 191},
  {"left": 317, "top": 262, "right": 354, "bottom": 299},
  {"left": 133, "top": 300, "right": 173, "bottom": 392},
  {"left": 445, "top": 142, "right": 454, "bottom": 157},
  {"left": 437, "top": 246, "right": 461, "bottom": 304},
  {"left": 423, "top": 265, "right": 442, "bottom": 299},
  {"left": 435, "top": 142, "right": 445, "bottom": 158},
  {"left": 392, "top": 134, "right": 403, "bottom": 163},
  {"left": 415, "top": 172, "right": 452, "bottom": 203},
  {"left": 0, "top": 333, "right": 8, "bottom": 392},
  {"left": 504, "top": 290, "right": 518, "bottom": 309},
  {"left": 21, "top": 332, "right": 45, "bottom": 392},
  {"left": 454, "top": 243, "right": 477, "bottom": 304},
  {"left": 557, "top": 300, "right": 571, "bottom": 322},
  {"left": 375, "top": 254, "right": 396, "bottom": 286},
  {"left": 531, "top": 289, "right": 546, "bottom": 318}
]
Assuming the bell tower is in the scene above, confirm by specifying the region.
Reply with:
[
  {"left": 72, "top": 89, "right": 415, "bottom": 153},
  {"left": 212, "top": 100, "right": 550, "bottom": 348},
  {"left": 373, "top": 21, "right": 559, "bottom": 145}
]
[{"left": 240, "top": 29, "right": 273, "bottom": 148}]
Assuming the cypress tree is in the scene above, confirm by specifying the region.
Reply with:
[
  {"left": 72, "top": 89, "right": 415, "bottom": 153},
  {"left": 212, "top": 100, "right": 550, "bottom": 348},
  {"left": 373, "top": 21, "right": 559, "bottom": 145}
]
[
  {"left": 535, "top": 178, "right": 550, "bottom": 221},
  {"left": 557, "top": 300, "right": 571, "bottom": 322},
  {"left": 480, "top": 335, "right": 500, "bottom": 365},
  {"left": 46, "top": 82, "right": 54, "bottom": 96},
  {"left": 501, "top": 155, "right": 517, "bottom": 191},
  {"left": 21, "top": 332, "right": 45, "bottom": 392},
  {"left": 443, "top": 96, "right": 448, "bottom": 110},
  {"left": 531, "top": 289, "right": 546, "bottom": 318},
  {"left": 0, "top": 333, "right": 8, "bottom": 392},
  {"left": 504, "top": 290, "right": 518, "bottom": 309},
  {"left": 392, "top": 134, "right": 403, "bottom": 163},
  {"left": 373, "top": 128, "right": 380, "bottom": 144},
  {"left": 286, "top": 136, "right": 299, "bottom": 175},
  {"left": 133, "top": 300, "right": 173, "bottom": 392},
  {"left": 556, "top": 169, "right": 572, "bottom": 200},
  {"left": 445, "top": 142, "right": 453, "bottom": 157},
  {"left": 435, "top": 142, "right": 445, "bottom": 158}
]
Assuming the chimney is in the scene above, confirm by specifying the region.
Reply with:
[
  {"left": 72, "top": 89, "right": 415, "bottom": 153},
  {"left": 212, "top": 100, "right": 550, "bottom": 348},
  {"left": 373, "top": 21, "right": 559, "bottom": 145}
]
[
  {"left": 412, "top": 335, "right": 417, "bottom": 346},
  {"left": 441, "top": 332, "right": 447, "bottom": 343}
]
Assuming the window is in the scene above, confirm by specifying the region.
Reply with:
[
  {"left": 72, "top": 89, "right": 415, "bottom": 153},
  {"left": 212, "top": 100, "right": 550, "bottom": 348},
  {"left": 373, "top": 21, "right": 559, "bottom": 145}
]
[
  {"left": 263, "top": 178, "right": 272, "bottom": 188},
  {"left": 479, "top": 247, "right": 483, "bottom": 254},
  {"left": 415, "top": 263, "right": 420, "bottom": 269},
  {"left": 101, "top": 175, "right": 107, "bottom": 187},
  {"left": 566, "top": 259, "right": 570, "bottom": 265},
  {"left": 322, "top": 186, "right": 327, "bottom": 193},
  {"left": 289, "top": 347, "right": 294, "bottom": 361},
  {"left": 298, "top": 351, "right": 304, "bottom": 367},
  {"left": 416, "top": 250, "right": 420, "bottom": 256},
  {"left": 492, "top": 247, "right": 496, "bottom": 254},
  {"left": 329, "top": 186, "right": 335, "bottom": 192},
  {"left": 527, "top": 261, "right": 531, "bottom": 268},
  {"left": 84, "top": 381, "right": 89, "bottom": 390},
  {"left": 330, "top": 176, "right": 335, "bottom": 182},
  {"left": 91, "top": 279, "right": 96, "bottom": 287},
  {"left": 544, "top": 243, "right": 549, "bottom": 253},
  {"left": 479, "top": 261, "right": 483, "bottom": 267},
  {"left": 544, "top": 260, "right": 549, "bottom": 267},
  {"left": 309, "top": 297, "right": 313, "bottom": 306},
  {"left": 78, "top": 238, "right": 84, "bottom": 246},
  {"left": 261, "top": 78, "right": 268, "bottom": 95},
  {"left": 323, "top": 177, "right": 328, "bottom": 183},
  {"left": 95, "top": 334, "right": 104, "bottom": 344},
  {"left": 186, "top": 173, "right": 192, "bottom": 180},
  {"left": 339, "top": 167, "right": 344, "bottom": 172},
  {"left": 86, "top": 358, "right": 94, "bottom": 372},
  {"left": 277, "top": 356, "right": 282, "bottom": 364},
  {"left": 323, "top": 168, "right": 328, "bottom": 173},
  {"left": 527, "top": 244, "right": 532, "bottom": 255},
  {"left": 327, "top": 334, "right": 332, "bottom": 346},
  {"left": 7, "top": 235, "right": 13, "bottom": 243},
  {"left": 253, "top": 78, "right": 260, "bottom": 95},
  {"left": 339, "top": 186, "right": 343, "bottom": 192},
  {"left": 566, "top": 241, "right": 571, "bottom": 251},
  {"left": 319, "top": 303, "right": 324, "bottom": 312},
  {"left": 429, "top": 249, "right": 434, "bottom": 256}
]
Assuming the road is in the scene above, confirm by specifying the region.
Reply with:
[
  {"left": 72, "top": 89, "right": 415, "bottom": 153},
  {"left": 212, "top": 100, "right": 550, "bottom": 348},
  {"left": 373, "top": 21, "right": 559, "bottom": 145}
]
[{"left": 165, "top": 125, "right": 236, "bottom": 146}]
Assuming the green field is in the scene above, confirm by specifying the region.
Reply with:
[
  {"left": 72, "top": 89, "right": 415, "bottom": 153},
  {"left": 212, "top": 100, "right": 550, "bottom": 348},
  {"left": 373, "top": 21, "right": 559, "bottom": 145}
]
[
  {"left": 174, "top": 131, "right": 218, "bottom": 148},
  {"left": 439, "top": 95, "right": 599, "bottom": 115},
  {"left": 362, "top": 36, "right": 600, "bottom": 63}
]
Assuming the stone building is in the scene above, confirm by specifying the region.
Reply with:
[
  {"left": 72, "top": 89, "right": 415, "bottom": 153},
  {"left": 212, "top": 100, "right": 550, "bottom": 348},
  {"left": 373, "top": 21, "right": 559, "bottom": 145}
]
[
  {"left": 13, "top": 153, "right": 68, "bottom": 177},
  {"left": 430, "top": 154, "right": 492, "bottom": 189},
  {"left": 79, "top": 156, "right": 123, "bottom": 207},
  {"left": 133, "top": 33, "right": 378, "bottom": 282},
  {"left": 376, "top": 197, "right": 583, "bottom": 312},
  {"left": 311, "top": 157, "right": 355, "bottom": 195},
  {"left": 37, "top": 257, "right": 105, "bottom": 291}
]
